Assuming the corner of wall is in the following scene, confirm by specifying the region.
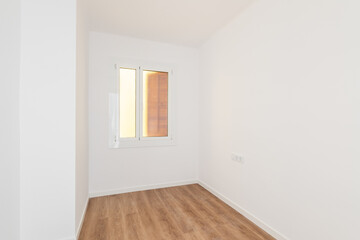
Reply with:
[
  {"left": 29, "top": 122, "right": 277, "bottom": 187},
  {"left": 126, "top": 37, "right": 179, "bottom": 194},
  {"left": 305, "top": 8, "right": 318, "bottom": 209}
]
[{"left": 76, "top": 196, "right": 89, "bottom": 239}]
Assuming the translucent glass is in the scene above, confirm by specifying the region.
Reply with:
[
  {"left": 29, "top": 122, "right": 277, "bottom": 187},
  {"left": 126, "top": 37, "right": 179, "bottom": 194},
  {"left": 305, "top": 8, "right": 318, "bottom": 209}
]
[
  {"left": 119, "top": 68, "right": 136, "bottom": 138},
  {"left": 142, "top": 70, "right": 168, "bottom": 137}
]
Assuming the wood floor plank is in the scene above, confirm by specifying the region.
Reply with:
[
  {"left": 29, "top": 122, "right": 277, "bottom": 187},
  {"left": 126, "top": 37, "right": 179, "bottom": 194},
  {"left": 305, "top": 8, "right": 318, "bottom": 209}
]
[
  {"left": 79, "top": 184, "right": 276, "bottom": 240},
  {"left": 143, "top": 190, "right": 184, "bottom": 240},
  {"left": 108, "top": 217, "right": 124, "bottom": 240},
  {"left": 167, "top": 187, "right": 225, "bottom": 239},
  {"left": 181, "top": 185, "right": 263, "bottom": 240},
  {"left": 172, "top": 186, "right": 259, "bottom": 240},
  {"left": 186, "top": 184, "right": 271, "bottom": 239},
  {"left": 155, "top": 188, "right": 195, "bottom": 234},
  {"left": 131, "top": 191, "right": 164, "bottom": 240}
]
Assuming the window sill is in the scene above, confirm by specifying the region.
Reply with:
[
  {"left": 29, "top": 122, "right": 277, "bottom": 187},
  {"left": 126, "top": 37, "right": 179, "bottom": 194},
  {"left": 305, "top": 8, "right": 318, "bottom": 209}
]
[{"left": 109, "top": 139, "right": 175, "bottom": 149}]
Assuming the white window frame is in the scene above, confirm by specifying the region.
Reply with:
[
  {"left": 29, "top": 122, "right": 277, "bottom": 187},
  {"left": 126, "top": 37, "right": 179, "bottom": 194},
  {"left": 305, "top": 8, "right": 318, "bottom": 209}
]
[{"left": 109, "top": 62, "right": 175, "bottom": 148}]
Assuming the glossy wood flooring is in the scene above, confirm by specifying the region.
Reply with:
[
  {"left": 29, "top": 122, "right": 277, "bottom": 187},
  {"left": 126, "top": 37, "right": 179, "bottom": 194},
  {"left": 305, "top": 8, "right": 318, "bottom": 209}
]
[{"left": 79, "top": 184, "right": 275, "bottom": 240}]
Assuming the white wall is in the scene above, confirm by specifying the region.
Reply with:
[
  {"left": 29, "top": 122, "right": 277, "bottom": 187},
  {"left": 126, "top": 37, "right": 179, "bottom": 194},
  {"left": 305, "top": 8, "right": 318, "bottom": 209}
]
[
  {"left": 0, "top": 0, "right": 20, "bottom": 239},
  {"left": 75, "top": 0, "right": 89, "bottom": 237},
  {"left": 199, "top": 0, "right": 360, "bottom": 239},
  {"left": 20, "top": 0, "right": 77, "bottom": 239},
  {"left": 89, "top": 32, "right": 199, "bottom": 195}
]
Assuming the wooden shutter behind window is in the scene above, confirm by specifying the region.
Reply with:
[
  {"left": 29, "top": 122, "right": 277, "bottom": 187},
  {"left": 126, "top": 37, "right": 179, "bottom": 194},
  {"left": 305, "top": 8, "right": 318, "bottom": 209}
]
[{"left": 144, "top": 71, "right": 168, "bottom": 137}]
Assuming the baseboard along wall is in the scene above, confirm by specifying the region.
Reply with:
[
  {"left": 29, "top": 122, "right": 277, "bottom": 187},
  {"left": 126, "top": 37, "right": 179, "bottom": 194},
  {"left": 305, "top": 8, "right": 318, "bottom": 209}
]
[{"left": 89, "top": 179, "right": 198, "bottom": 198}]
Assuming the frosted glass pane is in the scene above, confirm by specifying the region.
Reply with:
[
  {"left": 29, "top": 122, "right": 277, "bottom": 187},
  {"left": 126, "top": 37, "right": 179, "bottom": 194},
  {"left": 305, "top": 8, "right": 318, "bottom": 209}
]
[
  {"left": 119, "top": 68, "right": 136, "bottom": 138},
  {"left": 142, "top": 70, "right": 168, "bottom": 137}
]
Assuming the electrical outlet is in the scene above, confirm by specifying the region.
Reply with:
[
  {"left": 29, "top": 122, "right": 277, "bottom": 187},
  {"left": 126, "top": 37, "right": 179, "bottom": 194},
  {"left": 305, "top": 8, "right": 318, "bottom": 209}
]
[{"left": 231, "top": 153, "right": 244, "bottom": 163}]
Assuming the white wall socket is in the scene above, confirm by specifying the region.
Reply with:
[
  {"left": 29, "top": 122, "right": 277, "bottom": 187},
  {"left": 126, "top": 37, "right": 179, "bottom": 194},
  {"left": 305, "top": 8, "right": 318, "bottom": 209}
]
[{"left": 231, "top": 153, "right": 244, "bottom": 163}]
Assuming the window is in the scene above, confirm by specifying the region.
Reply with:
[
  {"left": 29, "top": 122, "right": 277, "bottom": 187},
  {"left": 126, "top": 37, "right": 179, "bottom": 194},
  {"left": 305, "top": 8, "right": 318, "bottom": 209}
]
[{"left": 109, "top": 63, "right": 174, "bottom": 148}]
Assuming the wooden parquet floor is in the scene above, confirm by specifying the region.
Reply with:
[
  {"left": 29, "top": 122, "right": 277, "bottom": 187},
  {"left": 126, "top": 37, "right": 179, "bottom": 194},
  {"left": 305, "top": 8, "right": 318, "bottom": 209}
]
[{"left": 79, "top": 184, "right": 275, "bottom": 240}]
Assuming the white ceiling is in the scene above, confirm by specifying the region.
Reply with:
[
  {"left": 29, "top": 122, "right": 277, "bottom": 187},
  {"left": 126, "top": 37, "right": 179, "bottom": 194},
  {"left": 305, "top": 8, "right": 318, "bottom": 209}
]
[{"left": 88, "top": 0, "right": 253, "bottom": 47}]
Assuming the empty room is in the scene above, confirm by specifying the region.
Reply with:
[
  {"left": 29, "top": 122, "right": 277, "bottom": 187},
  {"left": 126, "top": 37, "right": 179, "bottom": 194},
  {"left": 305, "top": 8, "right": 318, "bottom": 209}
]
[{"left": 1, "top": 0, "right": 360, "bottom": 239}]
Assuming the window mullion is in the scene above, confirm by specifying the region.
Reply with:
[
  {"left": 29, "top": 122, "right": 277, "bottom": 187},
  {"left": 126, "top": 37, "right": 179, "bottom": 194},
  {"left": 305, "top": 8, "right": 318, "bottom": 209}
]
[
  {"left": 115, "top": 64, "right": 120, "bottom": 144},
  {"left": 138, "top": 66, "right": 143, "bottom": 141}
]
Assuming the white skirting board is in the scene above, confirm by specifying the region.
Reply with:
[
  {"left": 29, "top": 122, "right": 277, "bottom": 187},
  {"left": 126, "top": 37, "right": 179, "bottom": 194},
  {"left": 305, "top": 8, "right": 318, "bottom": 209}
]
[
  {"left": 198, "top": 181, "right": 288, "bottom": 240},
  {"left": 89, "top": 179, "right": 198, "bottom": 198},
  {"left": 76, "top": 197, "right": 89, "bottom": 240}
]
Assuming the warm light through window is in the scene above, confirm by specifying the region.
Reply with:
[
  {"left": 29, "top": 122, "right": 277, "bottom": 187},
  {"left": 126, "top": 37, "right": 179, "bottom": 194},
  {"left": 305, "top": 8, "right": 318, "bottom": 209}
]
[{"left": 119, "top": 68, "right": 136, "bottom": 138}]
